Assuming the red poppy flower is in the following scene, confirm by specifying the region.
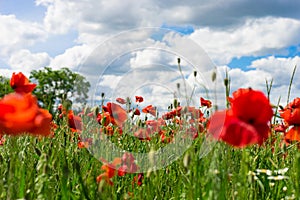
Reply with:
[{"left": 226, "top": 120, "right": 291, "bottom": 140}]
[
  {"left": 142, "top": 105, "right": 156, "bottom": 116},
  {"left": 134, "top": 108, "right": 141, "bottom": 115},
  {"left": 132, "top": 173, "right": 144, "bottom": 186},
  {"left": 200, "top": 97, "right": 212, "bottom": 108},
  {"left": 273, "top": 124, "right": 287, "bottom": 133},
  {"left": 102, "top": 102, "right": 127, "bottom": 127},
  {"left": 209, "top": 110, "right": 269, "bottom": 147},
  {"left": 116, "top": 97, "right": 127, "bottom": 104},
  {"left": 96, "top": 157, "right": 122, "bottom": 186},
  {"left": 208, "top": 88, "right": 273, "bottom": 147},
  {"left": 135, "top": 96, "right": 144, "bottom": 103},
  {"left": 230, "top": 88, "right": 273, "bottom": 125},
  {"left": 187, "top": 106, "right": 203, "bottom": 119},
  {"left": 0, "top": 93, "right": 52, "bottom": 136},
  {"left": 68, "top": 110, "right": 82, "bottom": 131},
  {"left": 134, "top": 127, "right": 151, "bottom": 141},
  {"left": 280, "top": 98, "right": 300, "bottom": 144},
  {"left": 57, "top": 104, "right": 63, "bottom": 111},
  {"left": 78, "top": 137, "right": 93, "bottom": 148},
  {"left": 162, "top": 111, "right": 174, "bottom": 120},
  {"left": 284, "top": 126, "right": 300, "bottom": 142},
  {"left": 97, "top": 112, "right": 114, "bottom": 126},
  {"left": 146, "top": 118, "right": 166, "bottom": 132},
  {"left": 160, "top": 131, "right": 173, "bottom": 143},
  {"left": 280, "top": 97, "right": 300, "bottom": 125},
  {"left": 10, "top": 72, "right": 36, "bottom": 93},
  {"left": 104, "top": 126, "right": 114, "bottom": 136}
]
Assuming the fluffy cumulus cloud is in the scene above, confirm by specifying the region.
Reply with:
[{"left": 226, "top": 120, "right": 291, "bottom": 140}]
[
  {"left": 214, "top": 56, "right": 300, "bottom": 106},
  {"left": 0, "top": 14, "right": 46, "bottom": 56},
  {"left": 190, "top": 17, "right": 300, "bottom": 65},
  {"left": 247, "top": 56, "right": 300, "bottom": 104},
  {"left": 49, "top": 44, "right": 93, "bottom": 70},
  {"left": 36, "top": 0, "right": 300, "bottom": 34},
  {"left": 1, "top": 0, "right": 300, "bottom": 109},
  {"left": 8, "top": 49, "right": 51, "bottom": 71}
]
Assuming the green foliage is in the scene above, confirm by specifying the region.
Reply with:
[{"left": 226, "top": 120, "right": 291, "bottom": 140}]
[
  {"left": 0, "top": 128, "right": 298, "bottom": 199},
  {"left": 0, "top": 75, "right": 13, "bottom": 98},
  {"left": 30, "top": 67, "right": 90, "bottom": 113}
]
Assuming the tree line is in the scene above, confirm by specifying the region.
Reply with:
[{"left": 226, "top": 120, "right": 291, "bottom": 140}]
[{"left": 0, "top": 67, "right": 90, "bottom": 114}]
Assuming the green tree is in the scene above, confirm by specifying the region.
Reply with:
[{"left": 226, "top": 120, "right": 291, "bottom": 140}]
[
  {"left": 30, "top": 67, "right": 90, "bottom": 113},
  {"left": 0, "top": 75, "right": 13, "bottom": 98}
]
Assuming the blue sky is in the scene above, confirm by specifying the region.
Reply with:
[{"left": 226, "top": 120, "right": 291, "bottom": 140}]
[
  {"left": 0, "top": 0, "right": 45, "bottom": 22},
  {"left": 0, "top": 0, "right": 300, "bottom": 107}
]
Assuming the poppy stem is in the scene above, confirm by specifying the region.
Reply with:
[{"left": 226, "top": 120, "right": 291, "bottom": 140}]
[
  {"left": 287, "top": 65, "right": 297, "bottom": 105},
  {"left": 265, "top": 78, "right": 273, "bottom": 101},
  {"left": 224, "top": 69, "right": 231, "bottom": 108},
  {"left": 177, "top": 58, "right": 189, "bottom": 106}
]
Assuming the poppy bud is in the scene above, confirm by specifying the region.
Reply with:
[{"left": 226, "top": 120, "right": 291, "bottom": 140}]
[
  {"left": 224, "top": 78, "right": 229, "bottom": 87},
  {"left": 212, "top": 71, "right": 216, "bottom": 82},
  {"left": 173, "top": 99, "right": 178, "bottom": 108},
  {"left": 95, "top": 106, "right": 100, "bottom": 116}
]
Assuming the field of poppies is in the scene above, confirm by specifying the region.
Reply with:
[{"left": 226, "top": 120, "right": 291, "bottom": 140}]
[{"left": 0, "top": 70, "right": 300, "bottom": 200}]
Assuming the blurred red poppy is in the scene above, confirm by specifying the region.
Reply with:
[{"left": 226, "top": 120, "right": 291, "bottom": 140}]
[
  {"left": 132, "top": 173, "right": 144, "bottom": 186},
  {"left": 280, "top": 97, "right": 300, "bottom": 125},
  {"left": 97, "top": 112, "right": 114, "bottom": 126},
  {"left": 68, "top": 110, "right": 82, "bottom": 131},
  {"left": 10, "top": 72, "right": 36, "bottom": 93},
  {"left": 134, "top": 127, "right": 151, "bottom": 141},
  {"left": 102, "top": 102, "right": 127, "bottom": 127},
  {"left": 142, "top": 105, "right": 156, "bottom": 116},
  {"left": 116, "top": 97, "right": 126, "bottom": 104},
  {"left": 200, "top": 97, "right": 212, "bottom": 108},
  {"left": 0, "top": 93, "right": 52, "bottom": 136},
  {"left": 284, "top": 126, "right": 300, "bottom": 142},
  {"left": 230, "top": 88, "right": 273, "bottom": 125},
  {"left": 146, "top": 118, "right": 166, "bottom": 132},
  {"left": 280, "top": 98, "right": 300, "bottom": 144},
  {"left": 96, "top": 157, "right": 122, "bottom": 186},
  {"left": 208, "top": 88, "right": 273, "bottom": 147},
  {"left": 134, "top": 108, "right": 141, "bottom": 115},
  {"left": 135, "top": 96, "right": 144, "bottom": 103}
]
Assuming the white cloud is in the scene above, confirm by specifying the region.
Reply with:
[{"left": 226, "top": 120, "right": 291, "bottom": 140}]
[
  {"left": 0, "top": 14, "right": 46, "bottom": 56},
  {"left": 0, "top": 68, "right": 15, "bottom": 78},
  {"left": 36, "top": 0, "right": 300, "bottom": 37},
  {"left": 1, "top": 0, "right": 300, "bottom": 112},
  {"left": 208, "top": 56, "right": 300, "bottom": 107},
  {"left": 49, "top": 44, "right": 93, "bottom": 70},
  {"left": 190, "top": 17, "right": 300, "bottom": 65},
  {"left": 247, "top": 56, "right": 300, "bottom": 104},
  {"left": 37, "top": 0, "right": 81, "bottom": 34},
  {"left": 8, "top": 49, "right": 51, "bottom": 72}
]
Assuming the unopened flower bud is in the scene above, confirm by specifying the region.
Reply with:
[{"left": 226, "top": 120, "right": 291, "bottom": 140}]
[
  {"left": 224, "top": 78, "right": 229, "bottom": 87},
  {"left": 212, "top": 71, "right": 216, "bottom": 82},
  {"left": 173, "top": 99, "right": 178, "bottom": 108}
]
